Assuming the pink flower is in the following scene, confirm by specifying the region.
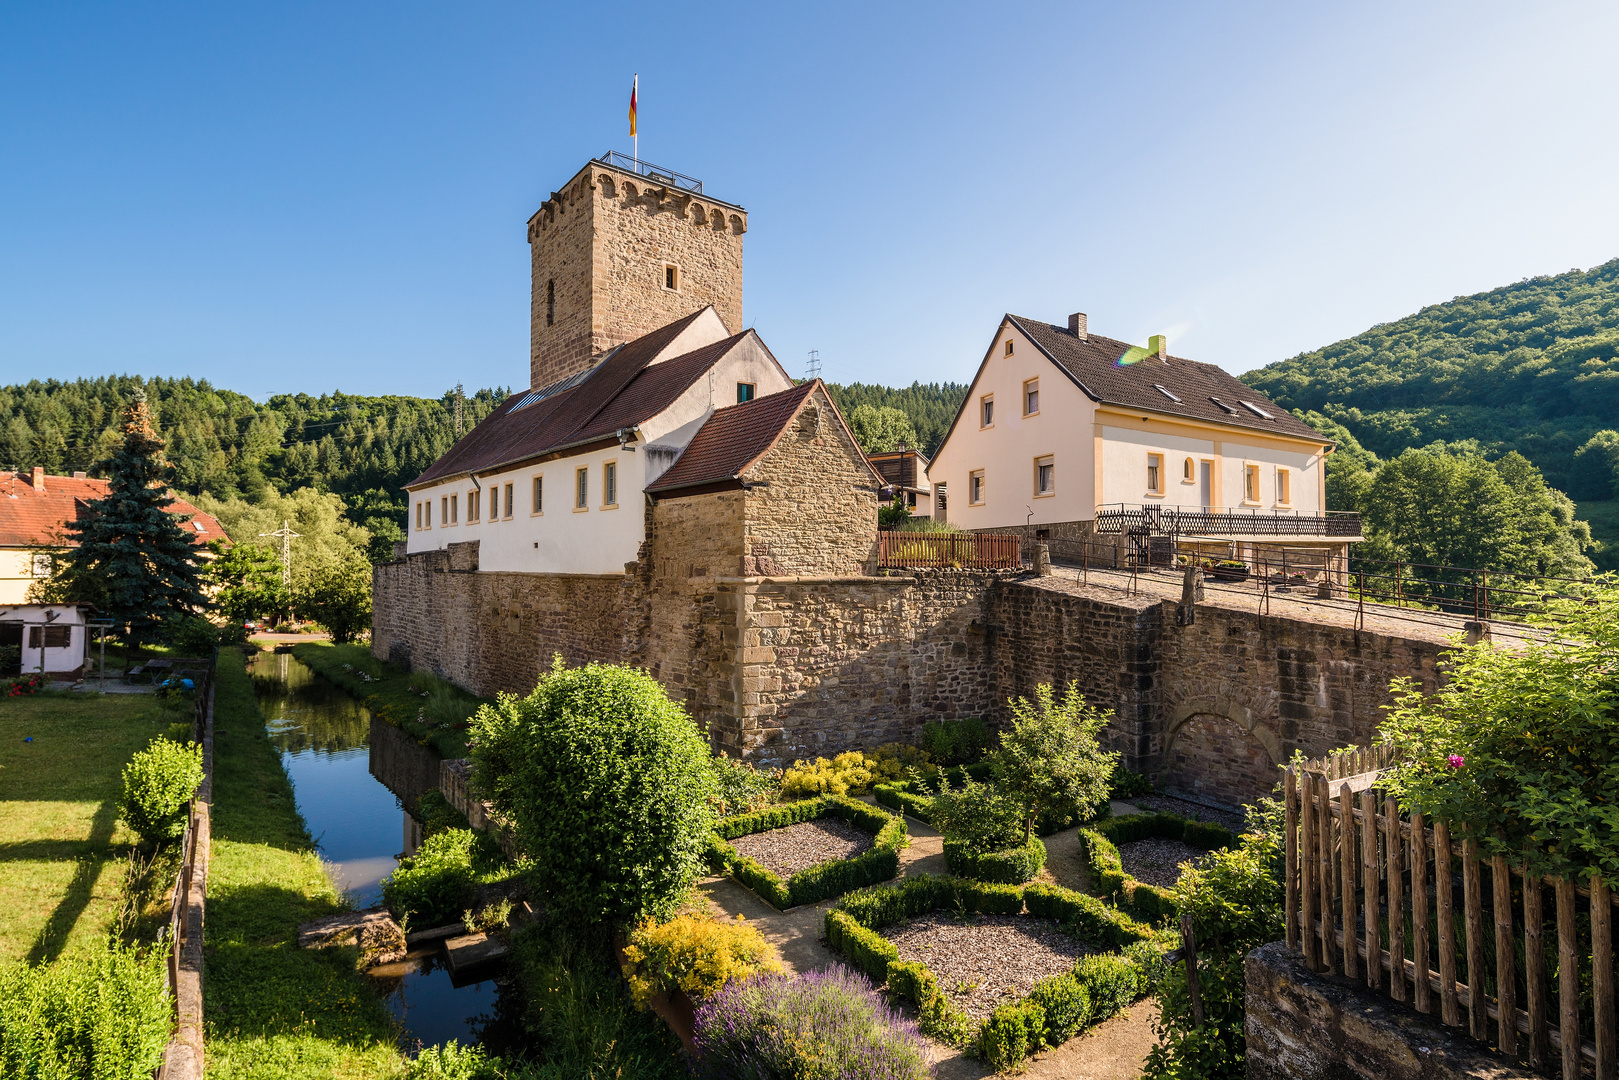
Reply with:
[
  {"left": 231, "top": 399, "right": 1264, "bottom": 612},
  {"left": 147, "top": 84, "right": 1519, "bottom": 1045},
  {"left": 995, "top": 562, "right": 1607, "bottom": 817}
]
[{"left": 1447, "top": 754, "right": 1465, "bottom": 769}]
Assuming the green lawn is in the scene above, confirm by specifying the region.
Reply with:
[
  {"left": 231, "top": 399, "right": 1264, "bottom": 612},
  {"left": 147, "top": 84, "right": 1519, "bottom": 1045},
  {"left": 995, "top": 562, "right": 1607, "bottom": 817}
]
[
  {"left": 204, "top": 647, "right": 404, "bottom": 1080},
  {"left": 0, "top": 690, "right": 172, "bottom": 966}
]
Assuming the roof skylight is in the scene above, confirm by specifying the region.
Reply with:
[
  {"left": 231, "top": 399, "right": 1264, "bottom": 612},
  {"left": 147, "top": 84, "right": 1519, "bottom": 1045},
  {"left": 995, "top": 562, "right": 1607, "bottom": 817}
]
[
  {"left": 1208, "top": 397, "right": 1237, "bottom": 414},
  {"left": 1240, "top": 401, "right": 1275, "bottom": 419},
  {"left": 1153, "top": 384, "right": 1182, "bottom": 403}
]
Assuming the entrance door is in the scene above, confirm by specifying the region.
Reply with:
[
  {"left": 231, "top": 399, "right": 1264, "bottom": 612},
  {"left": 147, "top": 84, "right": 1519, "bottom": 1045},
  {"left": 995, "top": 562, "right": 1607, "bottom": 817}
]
[
  {"left": 1199, "top": 461, "right": 1213, "bottom": 510},
  {"left": 0, "top": 622, "right": 21, "bottom": 677}
]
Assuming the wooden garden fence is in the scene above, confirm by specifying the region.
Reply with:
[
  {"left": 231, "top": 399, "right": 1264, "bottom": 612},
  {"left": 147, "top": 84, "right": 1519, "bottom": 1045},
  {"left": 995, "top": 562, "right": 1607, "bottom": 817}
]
[
  {"left": 1285, "top": 747, "right": 1616, "bottom": 1078},
  {"left": 876, "top": 531, "right": 1024, "bottom": 570}
]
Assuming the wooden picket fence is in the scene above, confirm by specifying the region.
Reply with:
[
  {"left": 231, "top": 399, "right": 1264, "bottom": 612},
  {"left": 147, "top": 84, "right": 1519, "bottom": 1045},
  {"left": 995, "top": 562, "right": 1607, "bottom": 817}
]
[
  {"left": 876, "top": 531, "right": 1024, "bottom": 570},
  {"left": 1286, "top": 747, "right": 1617, "bottom": 1078}
]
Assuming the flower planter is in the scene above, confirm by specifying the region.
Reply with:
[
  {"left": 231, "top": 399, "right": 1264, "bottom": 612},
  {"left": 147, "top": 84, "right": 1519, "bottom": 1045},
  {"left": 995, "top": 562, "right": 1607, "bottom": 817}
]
[{"left": 1209, "top": 565, "right": 1250, "bottom": 582}]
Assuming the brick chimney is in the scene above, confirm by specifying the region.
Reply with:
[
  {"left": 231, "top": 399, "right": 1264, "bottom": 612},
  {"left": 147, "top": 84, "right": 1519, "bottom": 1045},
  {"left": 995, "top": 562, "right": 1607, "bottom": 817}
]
[
  {"left": 30, "top": 466, "right": 45, "bottom": 492},
  {"left": 72, "top": 471, "right": 87, "bottom": 480},
  {"left": 1149, "top": 334, "right": 1168, "bottom": 359},
  {"left": 1068, "top": 312, "right": 1088, "bottom": 340}
]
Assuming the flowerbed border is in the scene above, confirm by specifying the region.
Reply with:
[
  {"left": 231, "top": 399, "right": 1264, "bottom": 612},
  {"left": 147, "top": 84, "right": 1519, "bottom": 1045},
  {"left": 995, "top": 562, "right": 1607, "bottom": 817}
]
[
  {"left": 942, "top": 833, "right": 1047, "bottom": 884},
  {"left": 1076, "top": 811, "right": 1237, "bottom": 923},
  {"left": 706, "top": 795, "right": 907, "bottom": 910},
  {"left": 823, "top": 873, "right": 1164, "bottom": 1068},
  {"left": 874, "top": 767, "right": 1100, "bottom": 836}
]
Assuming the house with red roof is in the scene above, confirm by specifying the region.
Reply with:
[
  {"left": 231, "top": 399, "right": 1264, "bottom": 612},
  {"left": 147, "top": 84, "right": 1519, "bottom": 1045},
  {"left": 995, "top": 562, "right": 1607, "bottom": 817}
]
[{"left": 0, "top": 466, "right": 227, "bottom": 605}]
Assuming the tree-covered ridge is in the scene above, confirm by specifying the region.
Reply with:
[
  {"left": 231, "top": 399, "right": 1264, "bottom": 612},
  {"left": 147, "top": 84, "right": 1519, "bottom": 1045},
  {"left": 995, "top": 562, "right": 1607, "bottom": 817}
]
[
  {"left": 1245, "top": 259, "right": 1619, "bottom": 501},
  {"left": 823, "top": 382, "right": 968, "bottom": 458},
  {"left": 0, "top": 375, "right": 507, "bottom": 532}
]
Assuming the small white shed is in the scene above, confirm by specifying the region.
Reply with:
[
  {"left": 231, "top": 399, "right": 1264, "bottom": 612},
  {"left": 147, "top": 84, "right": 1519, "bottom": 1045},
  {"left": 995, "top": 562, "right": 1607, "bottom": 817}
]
[{"left": 0, "top": 603, "right": 94, "bottom": 678}]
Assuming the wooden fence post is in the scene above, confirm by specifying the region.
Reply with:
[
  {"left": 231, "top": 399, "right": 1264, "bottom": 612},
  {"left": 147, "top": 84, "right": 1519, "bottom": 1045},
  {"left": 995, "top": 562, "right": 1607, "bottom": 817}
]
[
  {"left": 1340, "top": 781, "right": 1359, "bottom": 981},
  {"left": 1523, "top": 866, "right": 1546, "bottom": 1069},
  {"left": 1301, "top": 771, "right": 1318, "bottom": 971},
  {"left": 1285, "top": 769, "right": 1298, "bottom": 952},
  {"left": 1317, "top": 774, "right": 1337, "bottom": 974},
  {"left": 1557, "top": 877, "right": 1580, "bottom": 1080},
  {"left": 1492, "top": 854, "right": 1518, "bottom": 1055},
  {"left": 1594, "top": 875, "right": 1614, "bottom": 1080},
  {"left": 1385, "top": 797, "right": 1406, "bottom": 1003},
  {"left": 1362, "top": 787, "right": 1380, "bottom": 992},
  {"left": 1182, "top": 914, "right": 1204, "bottom": 1028},
  {"left": 1463, "top": 836, "right": 1488, "bottom": 1041},
  {"left": 1435, "top": 820, "right": 1460, "bottom": 1027},
  {"left": 1412, "top": 811, "right": 1431, "bottom": 1015}
]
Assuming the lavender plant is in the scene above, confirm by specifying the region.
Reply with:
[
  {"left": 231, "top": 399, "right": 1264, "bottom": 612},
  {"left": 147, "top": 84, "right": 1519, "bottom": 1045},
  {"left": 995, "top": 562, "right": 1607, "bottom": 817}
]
[{"left": 692, "top": 964, "right": 933, "bottom": 1080}]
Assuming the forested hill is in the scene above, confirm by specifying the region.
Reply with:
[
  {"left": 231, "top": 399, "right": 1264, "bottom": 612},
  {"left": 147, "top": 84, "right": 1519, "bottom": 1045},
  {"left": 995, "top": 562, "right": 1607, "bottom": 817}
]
[
  {"left": 823, "top": 382, "right": 968, "bottom": 458},
  {"left": 1245, "top": 259, "right": 1619, "bottom": 502},
  {"left": 0, "top": 376, "right": 507, "bottom": 537}
]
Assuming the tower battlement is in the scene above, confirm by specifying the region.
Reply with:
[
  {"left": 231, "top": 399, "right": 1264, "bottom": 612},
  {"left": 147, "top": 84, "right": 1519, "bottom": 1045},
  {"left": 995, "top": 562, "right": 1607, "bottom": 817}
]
[{"left": 527, "top": 157, "right": 746, "bottom": 390}]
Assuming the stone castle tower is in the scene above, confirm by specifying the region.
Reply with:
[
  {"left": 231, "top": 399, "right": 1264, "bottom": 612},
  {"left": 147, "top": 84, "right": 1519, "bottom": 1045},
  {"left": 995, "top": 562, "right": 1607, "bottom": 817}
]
[{"left": 526, "top": 156, "right": 747, "bottom": 390}]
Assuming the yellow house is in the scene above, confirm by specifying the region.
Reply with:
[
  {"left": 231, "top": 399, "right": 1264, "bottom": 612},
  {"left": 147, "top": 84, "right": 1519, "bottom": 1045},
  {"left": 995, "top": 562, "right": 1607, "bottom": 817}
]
[{"left": 929, "top": 313, "right": 1361, "bottom": 569}]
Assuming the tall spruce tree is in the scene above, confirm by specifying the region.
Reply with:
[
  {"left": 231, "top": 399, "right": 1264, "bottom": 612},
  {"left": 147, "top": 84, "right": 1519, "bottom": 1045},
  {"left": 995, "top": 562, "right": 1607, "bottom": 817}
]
[{"left": 64, "top": 389, "right": 208, "bottom": 645}]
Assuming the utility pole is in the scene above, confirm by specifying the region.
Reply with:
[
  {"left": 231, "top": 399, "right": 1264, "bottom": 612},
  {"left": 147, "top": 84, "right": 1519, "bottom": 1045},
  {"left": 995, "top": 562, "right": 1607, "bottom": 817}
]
[
  {"left": 453, "top": 383, "right": 466, "bottom": 438},
  {"left": 259, "top": 519, "right": 300, "bottom": 588},
  {"left": 805, "top": 349, "right": 821, "bottom": 381}
]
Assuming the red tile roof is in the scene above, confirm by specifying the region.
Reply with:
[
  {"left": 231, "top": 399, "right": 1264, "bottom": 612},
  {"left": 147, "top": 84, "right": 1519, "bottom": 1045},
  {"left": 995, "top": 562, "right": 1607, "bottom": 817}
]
[
  {"left": 409, "top": 313, "right": 762, "bottom": 488},
  {"left": 0, "top": 471, "right": 227, "bottom": 549},
  {"left": 646, "top": 381, "right": 822, "bottom": 494}
]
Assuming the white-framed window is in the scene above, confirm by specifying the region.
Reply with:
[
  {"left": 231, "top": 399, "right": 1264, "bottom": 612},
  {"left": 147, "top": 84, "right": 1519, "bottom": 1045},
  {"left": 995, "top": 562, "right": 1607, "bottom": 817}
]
[
  {"left": 980, "top": 395, "right": 994, "bottom": 428},
  {"left": 1244, "top": 463, "right": 1261, "bottom": 504},
  {"left": 504, "top": 483, "right": 514, "bottom": 518},
  {"left": 969, "top": 469, "right": 986, "bottom": 506},
  {"left": 1023, "top": 378, "right": 1039, "bottom": 416},
  {"left": 1276, "top": 467, "right": 1292, "bottom": 506},
  {"left": 532, "top": 475, "right": 543, "bottom": 515},
  {"left": 1034, "top": 455, "right": 1054, "bottom": 497},
  {"left": 1147, "top": 453, "right": 1164, "bottom": 495},
  {"left": 603, "top": 461, "right": 618, "bottom": 508},
  {"left": 575, "top": 467, "right": 589, "bottom": 511}
]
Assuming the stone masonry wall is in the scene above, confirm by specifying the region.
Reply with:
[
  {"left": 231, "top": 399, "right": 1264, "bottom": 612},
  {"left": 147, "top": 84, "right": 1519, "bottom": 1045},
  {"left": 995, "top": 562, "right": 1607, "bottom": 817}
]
[
  {"left": 527, "top": 163, "right": 746, "bottom": 390},
  {"left": 741, "top": 384, "right": 880, "bottom": 577}
]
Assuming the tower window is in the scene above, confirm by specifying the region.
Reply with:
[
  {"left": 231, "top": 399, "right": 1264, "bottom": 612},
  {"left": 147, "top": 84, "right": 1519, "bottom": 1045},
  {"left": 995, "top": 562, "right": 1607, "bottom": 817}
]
[
  {"left": 546, "top": 279, "right": 555, "bottom": 326},
  {"left": 664, "top": 264, "right": 680, "bottom": 290},
  {"left": 737, "top": 382, "right": 755, "bottom": 403}
]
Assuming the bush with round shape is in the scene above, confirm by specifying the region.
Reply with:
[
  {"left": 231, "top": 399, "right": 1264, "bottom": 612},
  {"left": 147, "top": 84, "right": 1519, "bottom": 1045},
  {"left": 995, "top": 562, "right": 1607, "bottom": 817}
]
[
  {"left": 691, "top": 964, "right": 931, "bottom": 1080},
  {"left": 621, "top": 912, "right": 781, "bottom": 1007},
  {"left": 117, "top": 737, "right": 204, "bottom": 846},
  {"left": 470, "top": 658, "right": 718, "bottom": 927}
]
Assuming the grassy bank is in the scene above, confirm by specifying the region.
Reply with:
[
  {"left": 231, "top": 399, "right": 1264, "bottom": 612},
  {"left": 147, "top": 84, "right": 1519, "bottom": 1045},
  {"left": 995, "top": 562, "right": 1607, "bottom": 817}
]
[
  {"left": 0, "top": 691, "right": 172, "bottom": 966},
  {"left": 204, "top": 647, "right": 403, "bottom": 1080},
  {"left": 289, "top": 642, "right": 485, "bottom": 759}
]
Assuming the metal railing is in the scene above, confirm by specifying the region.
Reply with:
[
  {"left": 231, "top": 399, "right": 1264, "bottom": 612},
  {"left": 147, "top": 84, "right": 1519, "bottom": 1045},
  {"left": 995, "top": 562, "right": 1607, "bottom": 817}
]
[
  {"left": 1093, "top": 503, "right": 1362, "bottom": 538},
  {"left": 1286, "top": 747, "right": 1617, "bottom": 1078},
  {"left": 595, "top": 151, "right": 703, "bottom": 194},
  {"left": 878, "top": 531, "right": 1024, "bottom": 570}
]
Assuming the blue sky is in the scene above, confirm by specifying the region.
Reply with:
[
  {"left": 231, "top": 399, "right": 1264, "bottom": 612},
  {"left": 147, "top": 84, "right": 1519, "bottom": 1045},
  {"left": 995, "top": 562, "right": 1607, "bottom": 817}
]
[{"left": 3, "top": 1, "right": 1617, "bottom": 400}]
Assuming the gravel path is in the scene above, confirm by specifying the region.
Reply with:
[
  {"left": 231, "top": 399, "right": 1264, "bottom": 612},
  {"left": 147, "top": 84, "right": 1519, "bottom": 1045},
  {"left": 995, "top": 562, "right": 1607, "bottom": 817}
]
[
  {"left": 883, "top": 913, "right": 1091, "bottom": 1020},
  {"left": 1135, "top": 794, "right": 1245, "bottom": 828},
  {"left": 1118, "top": 837, "right": 1207, "bottom": 888},
  {"left": 730, "top": 817, "right": 873, "bottom": 878}
]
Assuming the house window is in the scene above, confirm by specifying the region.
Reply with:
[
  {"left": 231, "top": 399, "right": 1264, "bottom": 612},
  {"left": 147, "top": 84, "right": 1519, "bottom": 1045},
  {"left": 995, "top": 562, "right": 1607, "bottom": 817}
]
[
  {"left": 504, "top": 483, "right": 514, "bottom": 518},
  {"left": 28, "top": 625, "right": 70, "bottom": 649},
  {"left": 575, "top": 467, "right": 589, "bottom": 510},
  {"left": 737, "top": 382, "right": 755, "bottom": 403},
  {"left": 415, "top": 502, "right": 422, "bottom": 530},
  {"left": 907, "top": 491, "right": 917, "bottom": 508},
  {"left": 441, "top": 496, "right": 448, "bottom": 524},
  {"left": 533, "top": 476, "right": 543, "bottom": 514},
  {"left": 664, "top": 264, "right": 679, "bottom": 290},
  {"left": 490, "top": 485, "right": 499, "bottom": 519},
  {"left": 1147, "top": 453, "right": 1163, "bottom": 495},
  {"left": 1276, "top": 468, "right": 1291, "bottom": 505},
  {"left": 31, "top": 553, "right": 51, "bottom": 578},
  {"left": 980, "top": 396, "right": 994, "bottom": 428},
  {"left": 1183, "top": 457, "right": 1195, "bottom": 482},
  {"left": 425, "top": 501, "right": 432, "bottom": 528},
  {"left": 468, "top": 489, "right": 480, "bottom": 522},
  {"left": 546, "top": 279, "right": 555, "bottom": 326},
  {"left": 969, "top": 470, "right": 986, "bottom": 505},
  {"left": 603, "top": 461, "right": 618, "bottom": 507},
  {"left": 450, "top": 494, "right": 458, "bottom": 524},
  {"left": 1244, "top": 463, "right": 1261, "bottom": 503},
  {"left": 1005, "top": 339, "right": 1014, "bottom": 356},
  {"left": 1035, "top": 455, "right": 1055, "bottom": 497},
  {"left": 1023, "top": 378, "right": 1039, "bottom": 416}
]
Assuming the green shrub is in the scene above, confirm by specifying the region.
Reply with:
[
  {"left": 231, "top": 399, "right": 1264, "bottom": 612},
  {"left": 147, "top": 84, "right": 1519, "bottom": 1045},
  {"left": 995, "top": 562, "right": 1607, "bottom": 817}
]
[
  {"left": 621, "top": 912, "right": 781, "bottom": 1007},
  {"left": 1027, "top": 972, "right": 1091, "bottom": 1045},
  {"left": 163, "top": 720, "right": 194, "bottom": 745},
  {"left": 710, "top": 754, "right": 779, "bottom": 817},
  {"left": 930, "top": 778, "right": 1022, "bottom": 852},
  {"left": 885, "top": 959, "right": 975, "bottom": 1045},
  {"left": 710, "top": 796, "right": 907, "bottom": 909},
  {"left": 824, "top": 910, "right": 898, "bottom": 982},
  {"left": 1079, "top": 813, "right": 1238, "bottom": 922},
  {"left": 1076, "top": 953, "right": 1140, "bottom": 1022},
  {"left": 1123, "top": 939, "right": 1171, "bottom": 996},
  {"left": 778, "top": 746, "right": 922, "bottom": 799},
  {"left": 1022, "top": 882, "right": 1153, "bottom": 949},
  {"left": 992, "top": 681, "right": 1117, "bottom": 842},
  {"left": 1109, "top": 767, "right": 1154, "bottom": 799},
  {"left": 383, "top": 828, "right": 482, "bottom": 927},
  {"left": 978, "top": 999, "right": 1047, "bottom": 1069},
  {"left": 401, "top": 1041, "right": 505, "bottom": 1080},
  {"left": 921, "top": 717, "right": 990, "bottom": 764},
  {"left": 163, "top": 613, "right": 220, "bottom": 655},
  {"left": 0, "top": 937, "right": 170, "bottom": 1078},
  {"left": 117, "top": 736, "right": 204, "bottom": 845},
  {"left": 942, "top": 833, "right": 1047, "bottom": 884},
  {"left": 416, "top": 789, "right": 470, "bottom": 841},
  {"left": 470, "top": 657, "right": 718, "bottom": 927}
]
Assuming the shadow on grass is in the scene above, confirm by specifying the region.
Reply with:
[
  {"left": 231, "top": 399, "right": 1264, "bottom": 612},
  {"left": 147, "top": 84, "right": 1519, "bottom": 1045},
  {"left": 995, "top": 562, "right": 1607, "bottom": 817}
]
[{"left": 22, "top": 797, "right": 122, "bottom": 965}]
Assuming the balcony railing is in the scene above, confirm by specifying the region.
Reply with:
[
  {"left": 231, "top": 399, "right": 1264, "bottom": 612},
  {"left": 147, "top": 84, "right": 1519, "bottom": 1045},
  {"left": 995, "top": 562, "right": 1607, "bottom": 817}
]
[
  {"left": 1093, "top": 503, "right": 1361, "bottom": 538},
  {"left": 596, "top": 151, "right": 703, "bottom": 194}
]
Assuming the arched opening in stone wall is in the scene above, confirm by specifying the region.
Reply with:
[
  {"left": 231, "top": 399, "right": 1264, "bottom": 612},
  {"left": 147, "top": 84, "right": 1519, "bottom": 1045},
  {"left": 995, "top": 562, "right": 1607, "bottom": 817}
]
[{"left": 1163, "top": 712, "right": 1277, "bottom": 809}]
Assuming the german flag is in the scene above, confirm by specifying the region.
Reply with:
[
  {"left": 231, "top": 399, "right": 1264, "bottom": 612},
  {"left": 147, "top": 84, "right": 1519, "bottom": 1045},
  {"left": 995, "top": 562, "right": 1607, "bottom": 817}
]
[{"left": 628, "top": 75, "right": 638, "bottom": 137}]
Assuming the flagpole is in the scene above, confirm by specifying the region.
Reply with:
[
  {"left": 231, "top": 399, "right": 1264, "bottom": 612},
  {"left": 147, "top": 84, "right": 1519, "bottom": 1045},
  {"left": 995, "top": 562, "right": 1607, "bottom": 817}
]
[{"left": 632, "top": 74, "right": 639, "bottom": 167}]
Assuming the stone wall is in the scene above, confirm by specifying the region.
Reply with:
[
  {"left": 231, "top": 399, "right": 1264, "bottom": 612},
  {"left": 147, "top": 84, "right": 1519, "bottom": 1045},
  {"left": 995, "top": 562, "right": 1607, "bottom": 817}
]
[
  {"left": 742, "top": 385, "right": 880, "bottom": 577},
  {"left": 527, "top": 162, "right": 747, "bottom": 390}
]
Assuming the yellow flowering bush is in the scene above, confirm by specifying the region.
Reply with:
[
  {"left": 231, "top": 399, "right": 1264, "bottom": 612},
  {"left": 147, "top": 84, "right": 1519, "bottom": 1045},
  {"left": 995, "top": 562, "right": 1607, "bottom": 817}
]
[
  {"left": 621, "top": 912, "right": 781, "bottom": 1007},
  {"left": 779, "top": 745, "right": 931, "bottom": 799}
]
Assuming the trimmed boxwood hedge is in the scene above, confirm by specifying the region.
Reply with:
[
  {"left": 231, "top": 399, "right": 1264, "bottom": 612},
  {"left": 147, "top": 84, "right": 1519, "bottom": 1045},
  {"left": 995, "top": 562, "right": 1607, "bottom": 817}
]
[
  {"left": 706, "top": 795, "right": 907, "bottom": 909},
  {"left": 1076, "top": 811, "right": 1237, "bottom": 923},
  {"left": 823, "top": 874, "right": 1162, "bottom": 1069},
  {"left": 942, "top": 833, "right": 1047, "bottom": 884}
]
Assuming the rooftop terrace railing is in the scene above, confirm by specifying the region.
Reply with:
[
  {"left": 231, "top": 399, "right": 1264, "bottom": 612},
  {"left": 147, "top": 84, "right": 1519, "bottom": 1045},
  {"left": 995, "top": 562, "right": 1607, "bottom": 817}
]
[
  {"left": 595, "top": 151, "right": 703, "bottom": 194},
  {"left": 1094, "top": 503, "right": 1363, "bottom": 538}
]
